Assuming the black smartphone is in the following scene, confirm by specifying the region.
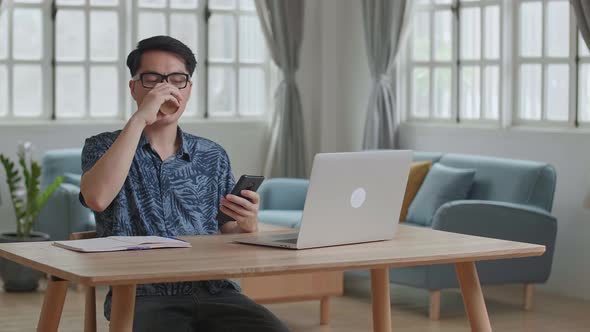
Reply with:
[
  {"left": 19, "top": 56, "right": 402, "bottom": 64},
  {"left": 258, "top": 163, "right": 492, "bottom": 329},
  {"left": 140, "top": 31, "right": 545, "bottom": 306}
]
[{"left": 217, "top": 175, "right": 265, "bottom": 223}]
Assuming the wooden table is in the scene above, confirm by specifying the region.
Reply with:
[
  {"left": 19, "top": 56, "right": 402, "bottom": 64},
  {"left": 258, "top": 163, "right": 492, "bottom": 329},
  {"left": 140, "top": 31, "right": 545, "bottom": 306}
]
[{"left": 0, "top": 225, "right": 544, "bottom": 332}]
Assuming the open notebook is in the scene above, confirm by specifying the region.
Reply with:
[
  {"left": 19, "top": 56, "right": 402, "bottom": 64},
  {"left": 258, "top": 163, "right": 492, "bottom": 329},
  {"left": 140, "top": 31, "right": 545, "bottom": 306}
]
[{"left": 53, "top": 236, "right": 192, "bottom": 253}]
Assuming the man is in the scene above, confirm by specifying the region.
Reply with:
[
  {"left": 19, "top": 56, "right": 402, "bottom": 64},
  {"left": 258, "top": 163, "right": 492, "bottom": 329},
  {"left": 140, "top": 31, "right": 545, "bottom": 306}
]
[{"left": 79, "top": 36, "right": 289, "bottom": 332}]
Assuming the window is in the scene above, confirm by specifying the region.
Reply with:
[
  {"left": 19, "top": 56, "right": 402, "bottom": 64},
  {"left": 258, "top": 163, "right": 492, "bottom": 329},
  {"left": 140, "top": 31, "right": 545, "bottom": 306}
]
[
  {"left": 0, "top": 0, "right": 52, "bottom": 119},
  {"left": 55, "top": 0, "right": 125, "bottom": 119},
  {"left": 407, "top": 0, "right": 501, "bottom": 123},
  {"left": 207, "top": 0, "right": 268, "bottom": 117},
  {"left": 516, "top": 0, "right": 574, "bottom": 124},
  {"left": 0, "top": 0, "right": 270, "bottom": 121},
  {"left": 404, "top": 0, "right": 590, "bottom": 128}
]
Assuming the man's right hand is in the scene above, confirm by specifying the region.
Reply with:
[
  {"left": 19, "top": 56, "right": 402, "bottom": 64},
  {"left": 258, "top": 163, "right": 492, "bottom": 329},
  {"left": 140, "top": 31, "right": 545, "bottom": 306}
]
[{"left": 133, "top": 82, "right": 183, "bottom": 126}]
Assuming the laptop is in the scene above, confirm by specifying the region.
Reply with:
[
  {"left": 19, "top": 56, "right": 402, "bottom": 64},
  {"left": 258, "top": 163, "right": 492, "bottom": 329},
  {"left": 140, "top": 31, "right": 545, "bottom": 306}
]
[{"left": 235, "top": 150, "right": 412, "bottom": 249}]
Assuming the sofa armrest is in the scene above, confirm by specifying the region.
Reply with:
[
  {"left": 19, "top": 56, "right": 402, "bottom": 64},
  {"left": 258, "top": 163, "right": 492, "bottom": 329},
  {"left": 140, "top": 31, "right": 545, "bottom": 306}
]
[
  {"left": 36, "top": 183, "right": 95, "bottom": 240},
  {"left": 432, "top": 200, "right": 557, "bottom": 248}
]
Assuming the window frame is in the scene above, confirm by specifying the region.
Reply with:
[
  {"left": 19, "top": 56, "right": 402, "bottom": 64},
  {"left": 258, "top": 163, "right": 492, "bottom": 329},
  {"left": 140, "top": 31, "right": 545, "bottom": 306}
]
[
  {"left": 0, "top": 0, "right": 273, "bottom": 122},
  {"left": 0, "top": 0, "right": 53, "bottom": 120},
  {"left": 206, "top": 1, "right": 271, "bottom": 120},
  {"left": 53, "top": 0, "right": 127, "bottom": 120},
  {"left": 402, "top": 0, "right": 590, "bottom": 130},
  {"left": 512, "top": 0, "right": 578, "bottom": 127}
]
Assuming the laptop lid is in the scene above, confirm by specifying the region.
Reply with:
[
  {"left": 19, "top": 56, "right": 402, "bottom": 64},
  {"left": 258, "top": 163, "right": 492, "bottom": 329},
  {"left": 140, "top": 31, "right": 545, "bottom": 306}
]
[{"left": 295, "top": 150, "right": 412, "bottom": 249}]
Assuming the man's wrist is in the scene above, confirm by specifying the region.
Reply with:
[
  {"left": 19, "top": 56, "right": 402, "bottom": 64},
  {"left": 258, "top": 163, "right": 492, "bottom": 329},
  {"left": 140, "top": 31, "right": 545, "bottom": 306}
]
[{"left": 128, "top": 113, "right": 148, "bottom": 131}]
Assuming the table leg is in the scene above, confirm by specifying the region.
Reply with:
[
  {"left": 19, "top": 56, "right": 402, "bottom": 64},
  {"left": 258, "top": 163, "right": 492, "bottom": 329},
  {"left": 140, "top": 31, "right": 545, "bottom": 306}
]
[
  {"left": 85, "top": 286, "right": 97, "bottom": 332},
  {"left": 320, "top": 296, "right": 331, "bottom": 325},
  {"left": 109, "top": 285, "right": 136, "bottom": 332},
  {"left": 37, "top": 276, "right": 69, "bottom": 332},
  {"left": 370, "top": 268, "right": 392, "bottom": 332},
  {"left": 455, "top": 262, "right": 492, "bottom": 332}
]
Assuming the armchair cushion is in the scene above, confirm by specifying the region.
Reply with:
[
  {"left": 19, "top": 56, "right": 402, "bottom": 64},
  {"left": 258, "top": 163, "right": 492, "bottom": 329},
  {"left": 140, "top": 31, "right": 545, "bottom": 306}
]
[
  {"left": 63, "top": 172, "right": 82, "bottom": 187},
  {"left": 406, "top": 164, "right": 475, "bottom": 226}
]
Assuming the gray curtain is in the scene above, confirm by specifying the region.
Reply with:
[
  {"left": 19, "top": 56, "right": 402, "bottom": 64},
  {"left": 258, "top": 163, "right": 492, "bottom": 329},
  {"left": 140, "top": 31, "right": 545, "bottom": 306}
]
[
  {"left": 572, "top": 0, "right": 590, "bottom": 48},
  {"left": 255, "top": 0, "right": 306, "bottom": 178},
  {"left": 361, "top": 0, "right": 410, "bottom": 150}
]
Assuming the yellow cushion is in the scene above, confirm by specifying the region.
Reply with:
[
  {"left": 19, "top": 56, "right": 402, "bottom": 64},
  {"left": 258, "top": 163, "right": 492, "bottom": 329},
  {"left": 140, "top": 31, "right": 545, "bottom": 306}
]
[{"left": 399, "top": 161, "right": 432, "bottom": 222}]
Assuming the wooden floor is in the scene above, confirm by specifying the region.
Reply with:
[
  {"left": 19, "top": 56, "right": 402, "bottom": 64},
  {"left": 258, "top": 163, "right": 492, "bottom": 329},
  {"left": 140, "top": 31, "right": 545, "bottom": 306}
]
[{"left": 1, "top": 279, "right": 589, "bottom": 331}]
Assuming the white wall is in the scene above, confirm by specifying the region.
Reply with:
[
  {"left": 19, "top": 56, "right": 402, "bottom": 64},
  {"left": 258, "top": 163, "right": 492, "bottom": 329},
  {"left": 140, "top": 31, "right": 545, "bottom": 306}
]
[{"left": 315, "top": 0, "right": 590, "bottom": 300}]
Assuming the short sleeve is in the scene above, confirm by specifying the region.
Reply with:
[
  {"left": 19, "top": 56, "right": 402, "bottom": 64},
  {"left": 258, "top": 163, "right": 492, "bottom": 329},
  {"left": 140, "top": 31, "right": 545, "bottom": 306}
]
[
  {"left": 79, "top": 135, "right": 111, "bottom": 208},
  {"left": 217, "top": 149, "right": 236, "bottom": 227}
]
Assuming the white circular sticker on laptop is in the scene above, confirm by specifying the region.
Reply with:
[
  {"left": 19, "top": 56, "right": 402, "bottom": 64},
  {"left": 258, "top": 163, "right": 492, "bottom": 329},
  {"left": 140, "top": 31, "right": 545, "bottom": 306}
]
[{"left": 350, "top": 188, "right": 367, "bottom": 208}]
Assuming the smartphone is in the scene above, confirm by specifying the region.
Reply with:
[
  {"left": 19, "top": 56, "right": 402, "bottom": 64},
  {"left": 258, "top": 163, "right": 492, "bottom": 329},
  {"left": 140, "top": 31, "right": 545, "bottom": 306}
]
[{"left": 217, "top": 175, "right": 265, "bottom": 223}]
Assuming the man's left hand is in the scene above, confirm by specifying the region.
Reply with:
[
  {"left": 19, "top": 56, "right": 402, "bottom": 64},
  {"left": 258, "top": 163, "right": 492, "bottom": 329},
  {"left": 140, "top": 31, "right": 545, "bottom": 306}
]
[{"left": 220, "top": 190, "right": 260, "bottom": 233}]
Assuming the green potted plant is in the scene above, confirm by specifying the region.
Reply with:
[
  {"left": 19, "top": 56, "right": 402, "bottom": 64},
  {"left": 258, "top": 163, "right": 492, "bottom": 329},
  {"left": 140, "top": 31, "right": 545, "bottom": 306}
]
[{"left": 0, "top": 142, "right": 63, "bottom": 291}]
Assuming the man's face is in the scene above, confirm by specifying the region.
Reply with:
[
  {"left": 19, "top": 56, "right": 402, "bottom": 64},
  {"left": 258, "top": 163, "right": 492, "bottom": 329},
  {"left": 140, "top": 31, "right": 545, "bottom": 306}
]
[{"left": 129, "top": 50, "right": 193, "bottom": 126}]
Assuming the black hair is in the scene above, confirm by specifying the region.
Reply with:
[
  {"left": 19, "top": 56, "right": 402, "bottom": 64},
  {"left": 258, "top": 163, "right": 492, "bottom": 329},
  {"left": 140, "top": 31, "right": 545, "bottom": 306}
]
[{"left": 126, "top": 35, "right": 197, "bottom": 77}]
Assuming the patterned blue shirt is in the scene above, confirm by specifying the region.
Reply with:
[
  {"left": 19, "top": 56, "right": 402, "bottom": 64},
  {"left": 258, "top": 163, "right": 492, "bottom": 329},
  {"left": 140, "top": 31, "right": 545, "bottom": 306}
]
[{"left": 79, "top": 126, "right": 237, "bottom": 320}]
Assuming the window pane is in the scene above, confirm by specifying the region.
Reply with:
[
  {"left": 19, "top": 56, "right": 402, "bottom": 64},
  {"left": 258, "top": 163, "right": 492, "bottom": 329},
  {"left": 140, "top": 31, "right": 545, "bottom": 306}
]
[
  {"left": 209, "top": 15, "right": 236, "bottom": 62},
  {"left": 0, "top": 10, "right": 8, "bottom": 60},
  {"left": 460, "top": 66, "right": 481, "bottom": 119},
  {"left": 208, "top": 66, "right": 236, "bottom": 114},
  {"left": 434, "top": 11, "right": 452, "bottom": 62},
  {"left": 138, "top": 12, "right": 166, "bottom": 41},
  {"left": 239, "top": 15, "right": 266, "bottom": 63},
  {"left": 56, "top": 66, "right": 86, "bottom": 118},
  {"left": 520, "top": 2, "right": 542, "bottom": 57},
  {"left": 90, "top": 66, "right": 118, "bottom": 117},
  {"left": 183, "top": 80, "right": 198, "bottom": 117},
  {"left": 90, "top": 0, "right": 119, "bottom": 5},
  {"left": 433, "top": 0, "right": 452, "bottom": 4},
  {"left": 412, "top": 67, "right": 430, "bottom": 118},
  {"left": 0, "top": 65, "right": 7, "bottom": 116},
  {"left": 239, "top": 0, "right": 256, "bottom": 11},
  {"left": 484, "top": 6, "right": 500, "bottom": 60},
  {"left": 170, "top": 0, "right": 199, "bottom": 9},
  {"left": 483, "top": 66, "right": 499, "bottom": 119},
  {"left": 460, "top": 7, "right": 481, "bottom": 60},
  {"left": 170, "top": 13, "right": 198, "bottom": 53},
  {"left": 580, "top": 33, "right": 590, "bottom": 57},
  {"left": 519, "top": 64, "right": 542, "bottom": 120},
  {"left": 546, "top": 1, "right": 569, "bottom": 57},
  {"left": 13, "top": 65, "right": 42, "bottom": 117},
  {"left": 57, "top": 0, "right": 84, "bottom": 5},
  {"left": 13, "top": 8, "right": 43, "bottom": 60},
  {"left": 210, "top": 0, "right": 235, "bottom": 10},
  {"left": 413, "top": 11, "right": 430, "bottom": 61},
  {"left": 90, "top": 11, "right": 119, "bottom": 61},
  {"left": 580, "top": 64, "right": 590, "bottom": 122},
  {"left": 56, "top": 10, "right": 86, "bottom": 61},
  {"left": 239, "top": 67, "right": 265, "bottom": 115},
  {"left": 14, "top": 0, "right": 42, "bottom": 3},
  {"left": 545, "top": 64, "right": 569, "bottom": 121},
  {"left": 138, "top": 0, "right": 166, "bottom": 8},
  {"left": 433, "top": 67, "right": 451, "bottom": 118}
]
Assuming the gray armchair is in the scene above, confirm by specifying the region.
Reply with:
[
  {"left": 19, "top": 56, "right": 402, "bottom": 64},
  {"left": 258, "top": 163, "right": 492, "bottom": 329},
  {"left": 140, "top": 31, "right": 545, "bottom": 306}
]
[{"left": 36, "top": 149, "right": 94, "bottom": 241}]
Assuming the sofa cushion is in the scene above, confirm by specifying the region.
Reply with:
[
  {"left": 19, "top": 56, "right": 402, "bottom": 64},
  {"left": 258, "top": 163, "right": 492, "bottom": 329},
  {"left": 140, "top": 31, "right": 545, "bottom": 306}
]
[
  {"left": 406, "top": 164, "right": 475, "bottom": 226},
  {"left": 399, "top": 161, "right": 432, "bottom": 222},
  {"left": 258, "top": 210, "right": 302, "bottom": 229}
]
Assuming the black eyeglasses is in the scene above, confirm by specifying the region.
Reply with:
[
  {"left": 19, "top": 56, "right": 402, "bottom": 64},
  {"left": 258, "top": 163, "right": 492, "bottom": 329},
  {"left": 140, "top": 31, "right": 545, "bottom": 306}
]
[{"left": 133, "top": 72, "right": 191, "bottom": 89}]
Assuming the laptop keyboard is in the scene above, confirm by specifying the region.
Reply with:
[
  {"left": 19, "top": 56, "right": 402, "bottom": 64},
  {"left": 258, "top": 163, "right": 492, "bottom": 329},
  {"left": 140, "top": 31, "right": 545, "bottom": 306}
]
[{"left": 276, "top": 237, "right": 298, "bottom": 244}]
